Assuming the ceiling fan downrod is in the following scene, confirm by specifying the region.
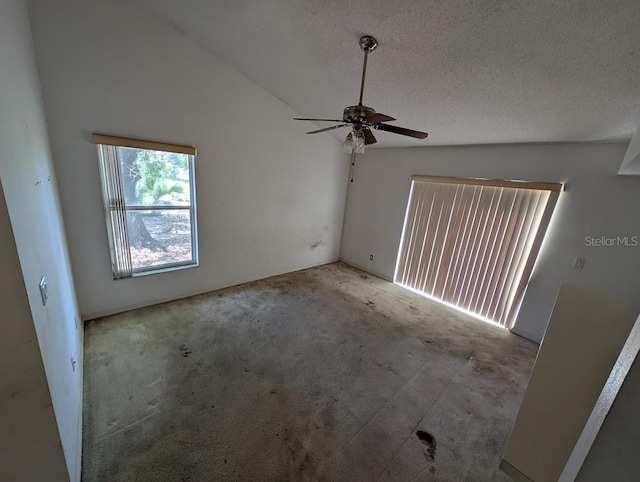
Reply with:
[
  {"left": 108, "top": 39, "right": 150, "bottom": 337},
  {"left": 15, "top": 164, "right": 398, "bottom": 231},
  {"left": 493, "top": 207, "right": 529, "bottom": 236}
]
[{"left": 358, "top": 35, "right": 378, "bottom": 106}]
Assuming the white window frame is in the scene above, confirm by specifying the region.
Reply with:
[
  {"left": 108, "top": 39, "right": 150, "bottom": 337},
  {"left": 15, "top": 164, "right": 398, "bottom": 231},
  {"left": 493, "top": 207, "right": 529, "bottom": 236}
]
[{"left": 93, "top": 134, "right": 199, "bottom": 278}]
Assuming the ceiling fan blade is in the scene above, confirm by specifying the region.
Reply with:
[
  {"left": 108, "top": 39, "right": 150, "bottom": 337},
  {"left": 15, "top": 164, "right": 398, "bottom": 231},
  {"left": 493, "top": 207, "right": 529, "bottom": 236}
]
[
  {"left": 306, "top": 124, "right": 348, "bottom": 134},
  {"left": 363, "top": 128, "right": 377, "bottom": 145},
  {"left": 374, "top": 123, "right": 428, "bottom": 139},
  {"left": 294, "top": 117, "right": 344, "bottom": 123},
  {"left": 365, "top": 112, "right": 396, "bottom": 123}
]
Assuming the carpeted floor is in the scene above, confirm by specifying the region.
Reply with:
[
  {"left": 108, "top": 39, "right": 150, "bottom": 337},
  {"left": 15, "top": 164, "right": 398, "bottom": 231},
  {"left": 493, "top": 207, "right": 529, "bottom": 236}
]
[{"left": 83, "top": 262, "right": 536, "bottom": 481}]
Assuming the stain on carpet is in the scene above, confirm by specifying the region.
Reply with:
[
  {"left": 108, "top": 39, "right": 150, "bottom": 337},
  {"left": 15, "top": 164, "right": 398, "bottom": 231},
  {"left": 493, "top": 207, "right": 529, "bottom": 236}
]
[
  {"left": 417, "top": 430, "right": 437, "bottom": 461},
  {"left": 179, "top": 344, "right": 192, "bottom": 357}
]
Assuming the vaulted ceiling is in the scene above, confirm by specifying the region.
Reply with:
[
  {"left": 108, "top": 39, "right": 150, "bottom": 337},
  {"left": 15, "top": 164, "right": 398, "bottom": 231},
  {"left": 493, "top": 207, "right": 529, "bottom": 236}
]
[{"left": 134, "top": 0, "right": 640, "bottom": 147}]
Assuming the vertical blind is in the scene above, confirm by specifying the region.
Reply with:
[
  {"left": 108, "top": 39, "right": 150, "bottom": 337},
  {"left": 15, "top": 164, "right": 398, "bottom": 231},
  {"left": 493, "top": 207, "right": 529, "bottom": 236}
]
[
  {"left": 395, "top": 176, "right": 561, "bottom": 327},
  {"left": 97, "top": 144, "right": 134, "bottom": 278}
]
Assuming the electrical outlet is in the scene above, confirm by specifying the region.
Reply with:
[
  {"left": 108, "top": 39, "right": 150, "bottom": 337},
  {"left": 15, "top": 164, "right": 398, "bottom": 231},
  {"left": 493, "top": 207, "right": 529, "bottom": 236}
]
[{"left": 38, "top": 277, "right": 48, "bottom": 306}]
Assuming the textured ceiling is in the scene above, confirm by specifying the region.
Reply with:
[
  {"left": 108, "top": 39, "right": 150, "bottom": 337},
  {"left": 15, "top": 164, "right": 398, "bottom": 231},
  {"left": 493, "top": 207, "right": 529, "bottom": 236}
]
[{"left": 133, "top": 0, "right": 640, "bottom": 147}]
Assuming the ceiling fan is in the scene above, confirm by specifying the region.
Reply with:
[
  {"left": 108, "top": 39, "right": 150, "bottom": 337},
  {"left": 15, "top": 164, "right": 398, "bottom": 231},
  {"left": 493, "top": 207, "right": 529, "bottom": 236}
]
[{"left": 294, "top": 35, "right": 428, "bottom": 154}]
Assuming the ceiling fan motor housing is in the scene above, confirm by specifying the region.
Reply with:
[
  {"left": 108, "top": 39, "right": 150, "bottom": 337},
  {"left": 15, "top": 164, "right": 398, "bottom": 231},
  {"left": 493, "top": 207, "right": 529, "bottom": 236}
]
[{"left": 343, "top": 105, "right": 376, "bottom": 123}]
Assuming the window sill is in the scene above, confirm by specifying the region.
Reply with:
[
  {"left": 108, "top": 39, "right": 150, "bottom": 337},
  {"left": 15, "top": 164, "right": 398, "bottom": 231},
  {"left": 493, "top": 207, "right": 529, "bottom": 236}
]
[{"left": 126, "top": 261, "right": 199, "bottom": 278}]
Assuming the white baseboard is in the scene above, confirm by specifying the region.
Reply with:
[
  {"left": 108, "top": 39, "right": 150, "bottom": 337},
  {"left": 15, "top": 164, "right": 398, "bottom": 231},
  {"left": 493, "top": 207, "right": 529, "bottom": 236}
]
[
  {"left": 82, "top": 257, "right": 339, "bottom": 321},
  {"left": 510, "top": 326, "right": 543, "bottom": 344}
]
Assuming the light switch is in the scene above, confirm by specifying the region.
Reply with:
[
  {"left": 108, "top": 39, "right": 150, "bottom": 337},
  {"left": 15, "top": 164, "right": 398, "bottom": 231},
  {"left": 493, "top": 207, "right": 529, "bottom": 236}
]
[{"left": 573, "top": 257, "right": 586, "bottom": 270}]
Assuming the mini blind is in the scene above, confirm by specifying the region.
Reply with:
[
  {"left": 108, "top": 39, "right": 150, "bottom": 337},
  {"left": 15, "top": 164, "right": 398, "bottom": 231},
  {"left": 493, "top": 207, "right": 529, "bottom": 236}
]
[{"left": 395, "top": 175, "right": 561, "bottom": 328}]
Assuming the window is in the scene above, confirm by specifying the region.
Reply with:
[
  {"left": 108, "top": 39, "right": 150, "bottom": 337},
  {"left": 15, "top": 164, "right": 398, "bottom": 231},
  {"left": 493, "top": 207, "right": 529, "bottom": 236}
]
[
  {"left": 395, "top": 175, "right": 562, "bottom": 328},
  {"left": 93, "top": 134, "right": 198, "bottom": 278}
]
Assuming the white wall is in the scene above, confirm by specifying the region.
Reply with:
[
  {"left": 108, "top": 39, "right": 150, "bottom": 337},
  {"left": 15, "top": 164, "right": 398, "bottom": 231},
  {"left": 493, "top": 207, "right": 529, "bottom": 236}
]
[
  {"left": 26, "top": 0, "right": 349, "bottom": 319},
  {"left": 619, "top": 129, "right": 640, "bottom": 175},
  {"left": 0, "top": 0, "right": 83, "bottom": 480},
  {"left": 577, "top": 347, "right": 640, "bottom": 480},
  {"left": 341, "top": 143, "right": 640, "bottom": 342},
  {"left": 0, "top": 184, "right": 69, "bottom": 481}
]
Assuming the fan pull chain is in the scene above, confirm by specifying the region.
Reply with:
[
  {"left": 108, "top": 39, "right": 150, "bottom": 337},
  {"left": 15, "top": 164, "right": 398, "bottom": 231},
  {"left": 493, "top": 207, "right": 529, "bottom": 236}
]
[{"left": 349, "top": 151, "right": 357, "bottom": 183}]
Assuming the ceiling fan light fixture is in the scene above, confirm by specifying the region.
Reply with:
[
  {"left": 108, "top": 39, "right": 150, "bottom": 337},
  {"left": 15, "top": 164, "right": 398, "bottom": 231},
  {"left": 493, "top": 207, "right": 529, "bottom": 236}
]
[
  {"left": 342, "top": 132, "right": 355, "bottom": 153},
  {"left": 354, "top": 133, "right": 365, "bottom": 154}
]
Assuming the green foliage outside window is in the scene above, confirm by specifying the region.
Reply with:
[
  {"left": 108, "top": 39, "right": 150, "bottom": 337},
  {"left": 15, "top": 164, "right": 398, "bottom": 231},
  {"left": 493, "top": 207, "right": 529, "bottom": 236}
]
[{"left": 134, "top": 149, "right": 189, "bottom": 205}]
